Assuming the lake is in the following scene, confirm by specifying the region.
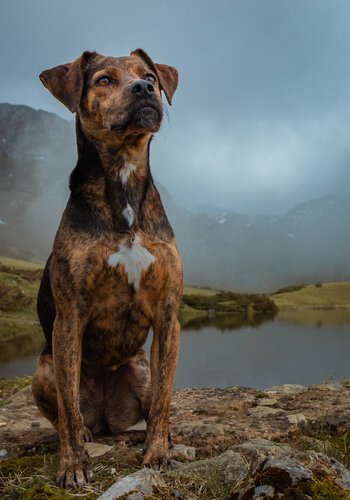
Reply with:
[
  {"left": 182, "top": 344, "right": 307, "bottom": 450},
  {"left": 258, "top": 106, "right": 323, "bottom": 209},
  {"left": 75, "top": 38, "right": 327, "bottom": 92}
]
[{"left": 1, "top": 310, "right": 350, "bottom": 389}]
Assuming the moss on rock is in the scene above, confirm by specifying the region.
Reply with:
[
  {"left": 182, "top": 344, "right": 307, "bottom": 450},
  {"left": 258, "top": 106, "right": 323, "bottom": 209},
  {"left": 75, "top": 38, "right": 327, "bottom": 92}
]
[{"left": 254, "top": 467, "right": 292, "bottom": 492}]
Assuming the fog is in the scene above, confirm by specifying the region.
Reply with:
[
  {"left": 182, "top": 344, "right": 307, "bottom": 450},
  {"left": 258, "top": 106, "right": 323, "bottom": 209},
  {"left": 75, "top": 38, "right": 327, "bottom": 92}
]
[{"left": 1, "top": 0, "right": 350, "bottom": 214}]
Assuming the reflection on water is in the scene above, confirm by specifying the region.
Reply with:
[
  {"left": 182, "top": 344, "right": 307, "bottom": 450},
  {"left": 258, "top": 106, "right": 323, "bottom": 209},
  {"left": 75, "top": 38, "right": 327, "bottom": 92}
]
[
  {"left": 1, "top": 310, "right": 350, "bottom": 388},
  {"left": 181, "top": 312, "right": 274, "bottom": 331},
  {"left": 278, "top": 309, "right": 350, "bottom": 327},
  {"left": 0, "top": 335, "right": 43, "bottom": 363},
  {"left": 0, "top": 334, "right": 42, "bottom": 378}
]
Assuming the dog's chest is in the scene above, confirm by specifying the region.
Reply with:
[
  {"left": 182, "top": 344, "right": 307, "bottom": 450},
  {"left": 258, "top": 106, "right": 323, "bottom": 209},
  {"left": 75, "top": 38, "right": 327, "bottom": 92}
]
[{"left": 107, "top": 234, "right": 155, "bottom": 290}]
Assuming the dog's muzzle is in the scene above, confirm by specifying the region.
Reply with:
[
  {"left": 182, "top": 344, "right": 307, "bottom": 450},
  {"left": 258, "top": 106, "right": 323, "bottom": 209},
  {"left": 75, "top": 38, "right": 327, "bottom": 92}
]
[{"left": 111, "top": 92, "right": 162, "bottom": 133}]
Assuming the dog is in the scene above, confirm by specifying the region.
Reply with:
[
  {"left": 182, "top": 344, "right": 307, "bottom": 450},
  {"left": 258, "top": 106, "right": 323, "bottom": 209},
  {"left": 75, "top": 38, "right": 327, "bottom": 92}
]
[{"left": 31, "top": 48, "right": 183, "bottom": 489}]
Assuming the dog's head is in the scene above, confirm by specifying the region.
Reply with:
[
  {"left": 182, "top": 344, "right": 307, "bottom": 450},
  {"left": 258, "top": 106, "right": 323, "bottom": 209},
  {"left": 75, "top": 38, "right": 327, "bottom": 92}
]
[{"left": 39, "top": 49, "right": 178, "bottom": 141}]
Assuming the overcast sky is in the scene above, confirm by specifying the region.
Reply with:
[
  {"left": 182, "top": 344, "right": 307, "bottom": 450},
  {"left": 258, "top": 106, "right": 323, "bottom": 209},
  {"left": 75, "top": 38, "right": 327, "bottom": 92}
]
[{"left": 1, "top": 0, "right": 350, "bottom": 214}]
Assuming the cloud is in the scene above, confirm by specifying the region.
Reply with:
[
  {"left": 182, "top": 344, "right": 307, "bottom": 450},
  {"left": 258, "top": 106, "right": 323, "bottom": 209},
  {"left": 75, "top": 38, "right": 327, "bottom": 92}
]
[
  {"left": 153, "top": 109, "right": 350, "bottom": 213},
  {"left": 2, "top": 0, "right": 350, "bottom": 214}
]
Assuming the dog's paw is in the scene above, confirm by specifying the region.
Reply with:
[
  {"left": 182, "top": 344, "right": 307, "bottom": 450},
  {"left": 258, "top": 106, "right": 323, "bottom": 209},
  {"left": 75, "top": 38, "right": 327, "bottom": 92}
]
[
  {"left": 142, "top": 440, "right": 170, "bottom": 468},
  {"left": 57, "top": 464, "right": 93, "bottom": 489}
]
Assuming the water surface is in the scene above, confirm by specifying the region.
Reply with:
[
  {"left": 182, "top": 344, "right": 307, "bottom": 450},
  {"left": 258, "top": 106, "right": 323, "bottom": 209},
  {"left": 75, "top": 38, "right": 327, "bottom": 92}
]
[{"left": 1, "top": 310, "right": 349, "bottom": 389}]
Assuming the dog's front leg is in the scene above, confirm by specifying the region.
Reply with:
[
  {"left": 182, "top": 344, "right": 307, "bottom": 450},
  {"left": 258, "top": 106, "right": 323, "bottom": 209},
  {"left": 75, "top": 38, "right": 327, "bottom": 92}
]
[
  {"left": 53, "top": 312, "right": 93, "bottom": 488},
  {"left": 143, "top": 311, "right": 180, "bottom": 466}
]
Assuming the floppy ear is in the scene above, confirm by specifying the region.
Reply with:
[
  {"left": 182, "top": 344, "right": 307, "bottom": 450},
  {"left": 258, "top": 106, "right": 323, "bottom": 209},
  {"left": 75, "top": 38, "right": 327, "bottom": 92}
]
[
  {"left": 39, "top": 51, "right": 96, "bottom": 112},
  {"left": 130, "top": 48, "right": 178, "bottom": 105}
]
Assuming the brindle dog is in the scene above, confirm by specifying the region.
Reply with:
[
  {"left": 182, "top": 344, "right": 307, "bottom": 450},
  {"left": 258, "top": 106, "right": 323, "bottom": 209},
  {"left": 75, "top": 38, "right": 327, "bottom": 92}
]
[{"left": 32, "top": 49, "right": 183, "bottom": 489}]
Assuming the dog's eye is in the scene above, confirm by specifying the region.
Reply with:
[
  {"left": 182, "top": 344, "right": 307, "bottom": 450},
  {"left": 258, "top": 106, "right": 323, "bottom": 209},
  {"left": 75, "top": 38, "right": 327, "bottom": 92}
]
[
  {"left": 96, "top": 76, "right": 111, "bottom": 86},
  {"left": 145, "top": 74, "right": 156, "bottom": 84}
]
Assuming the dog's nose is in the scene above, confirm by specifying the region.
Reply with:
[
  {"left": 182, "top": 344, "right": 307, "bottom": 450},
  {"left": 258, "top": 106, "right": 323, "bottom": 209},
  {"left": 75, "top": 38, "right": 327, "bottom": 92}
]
[{"left": 131, "top": 80, "right": 155, "bottom": 98}]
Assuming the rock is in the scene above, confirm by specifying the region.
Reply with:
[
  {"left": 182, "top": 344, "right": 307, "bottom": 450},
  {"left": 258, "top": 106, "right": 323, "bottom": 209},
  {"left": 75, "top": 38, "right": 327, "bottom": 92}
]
[
  {"left": 334, "top": 463, "right": 350, "bottom": 491},
  {"left": 181, "top": 421, "right": 227, "bottom": 437},
  {"left": 232, "top": 439, "right": 350, "bottom": 495},
  {"left": 254, "top": 484, "right": 275, "bottom": 498},
  {"left": 263, "top": 455, "right": 313, "bottom": 483},
  {"left": 311, "top": 380, "right": 344, "bottom": 392},
  {"left": 180, "top": 449, "right": 250, "bottom": 486},
  {"left": 256, "top": 397, "right": 279, "bottom": 406},
  {"left": 171, "top": 443, "right": 196, "bottom": 461},
  {"left": 0, "top": 448, "right": 8, "bottom": 460},
  {"left": 286, "top": 413, "right": 308, "bottom": 425},
  {"left": 248, "top": 406, "right": 285, "bottom": 417},
  {"left": 264, "top": 384, "right": 307, "bottom": 396},
  {"left": 127, "top": 420, "right": 147, "bottom": 431},
  {"left": 176, "top": 438, "right": 350, "bottom": 496},
  {"left": 98, "top": 468, "right": 165, "bottom": 500},
  {"left": 302, "top": 450, "right": 350, "bottom": 491},
  {"left": 231, "top": 438, "right": 289, "bottom": 468},
  {"left": 126, "top": 494, "right": 144, "bottom": 500},
  {"left": 5, "top": 385, "right": 32, "bottom": 403},
  {"left": 85, "top": 442, "right": 113, "bottom": 458}
]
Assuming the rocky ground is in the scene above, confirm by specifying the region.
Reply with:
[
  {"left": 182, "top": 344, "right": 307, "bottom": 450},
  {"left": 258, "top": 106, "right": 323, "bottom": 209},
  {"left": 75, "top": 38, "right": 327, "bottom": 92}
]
[{"left": 2, "top": 380, "right": 350, "bottom": 498}]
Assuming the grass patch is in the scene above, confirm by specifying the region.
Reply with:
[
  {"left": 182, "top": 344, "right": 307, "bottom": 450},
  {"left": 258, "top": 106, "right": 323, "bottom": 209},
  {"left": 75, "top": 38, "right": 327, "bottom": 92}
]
[
  {"left": 0, "top": 259, "right": 42, "bottom": 346},
  {"left": 157, "top": 465, "right": 232, "bottom": 499},
  {"left": 178, "top": 304, "right": 208, "bottom": 326},
  {"left": 302, "top": 431, "right": 350, "bottom": 471},
  {"left": 306, "top": 479, "right": 350, "bottom": 499},
  {"left": 280, "top": 478, "right": 350, "bottom": 499},
  {"left": 0, "top": 376, "right": 32, "bottom": 404},
  {"left": 271, "top": 282, "right": 350, "bottom": 310},
  {"left": 0, "top": 256, "right": 43, "bottom": 271},
  {"left": 0, "top": 269, "right": 39, "bottom": 312},
  {"left": 182, "top": 291, "right": 277, "bottom": 316},
  {"left": 0, "top": 454, "right": 140, "bottom": 500}
]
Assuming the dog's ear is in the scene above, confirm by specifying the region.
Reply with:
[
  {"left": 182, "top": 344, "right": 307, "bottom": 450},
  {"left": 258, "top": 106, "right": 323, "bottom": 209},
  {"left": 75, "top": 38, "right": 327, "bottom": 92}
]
[
  {"left": 130, "top": 48, "right": 178, "bottom": 105},
  {"left": 39, "top": 51, "right": 96, "bottom": 112}
]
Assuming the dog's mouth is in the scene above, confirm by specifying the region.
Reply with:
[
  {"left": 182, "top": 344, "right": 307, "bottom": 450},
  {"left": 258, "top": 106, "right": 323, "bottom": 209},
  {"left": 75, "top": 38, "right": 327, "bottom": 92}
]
[
  {"left": 111, "top": 101, "right": 162, "bottom": 134},
  {"left": 132, "top": 105, "right": 162, "bottom": 126}
]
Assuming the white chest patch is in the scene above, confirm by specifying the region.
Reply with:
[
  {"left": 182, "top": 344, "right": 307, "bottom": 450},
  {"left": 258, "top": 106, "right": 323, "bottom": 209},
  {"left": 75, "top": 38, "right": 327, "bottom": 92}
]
[
  {"left": 119, "top": 162, "right": 137, "bottom": 185},
  {"left": 122, "top": 203, "right": 135, "bottom": 228},
  {"left": 108, "top": 236, "right": 155, "bottom": 289}
]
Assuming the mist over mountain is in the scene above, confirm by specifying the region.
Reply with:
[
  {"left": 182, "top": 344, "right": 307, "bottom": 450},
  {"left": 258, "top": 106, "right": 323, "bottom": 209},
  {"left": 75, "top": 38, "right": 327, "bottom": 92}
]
[{"left": 0, "top": 103, "right": 349, "bottom": 292}]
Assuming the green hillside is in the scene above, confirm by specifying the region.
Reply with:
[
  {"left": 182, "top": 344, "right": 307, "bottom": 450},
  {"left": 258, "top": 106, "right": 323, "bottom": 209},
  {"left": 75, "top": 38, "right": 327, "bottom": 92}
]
[
  {"left": 0, "top": 258, "right": 42, "bottom": 335},
  {"left": 271, "top": 282, "right": 350, "bottom": 310}
]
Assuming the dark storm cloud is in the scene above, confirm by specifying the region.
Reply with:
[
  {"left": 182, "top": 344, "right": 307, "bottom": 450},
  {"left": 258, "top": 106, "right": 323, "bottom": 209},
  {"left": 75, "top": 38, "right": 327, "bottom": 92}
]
[{"left": 1, "top": 0, "right": 350, "bottom": 214}]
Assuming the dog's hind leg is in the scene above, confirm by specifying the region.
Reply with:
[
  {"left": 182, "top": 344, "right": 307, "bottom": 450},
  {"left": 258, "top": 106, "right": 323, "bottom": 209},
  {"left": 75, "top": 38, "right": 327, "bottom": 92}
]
[
  {"left": 32, "top": 353, "right": 95, "bottom": 442},
  {"left": 104, "top": 349, "right": 151, "bottom": 433},
  {"left": 32, "top": 353, "right": 59, "bottom": 430}
]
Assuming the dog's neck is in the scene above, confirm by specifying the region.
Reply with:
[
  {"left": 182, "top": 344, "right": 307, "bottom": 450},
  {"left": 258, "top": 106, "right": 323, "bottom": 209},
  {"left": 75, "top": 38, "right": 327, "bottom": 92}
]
[
  {"left": 69, "top": 115, "right": 173, "bottom": 241},
  {"left": 76, "top": 114, "right": 151, "bottom": 180}
]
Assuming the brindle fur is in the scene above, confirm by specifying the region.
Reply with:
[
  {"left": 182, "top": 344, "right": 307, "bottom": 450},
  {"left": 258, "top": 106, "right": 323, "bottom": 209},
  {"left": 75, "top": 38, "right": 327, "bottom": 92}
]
[{"left": 32, "top": 49, "right": 183, "bottom": 489}]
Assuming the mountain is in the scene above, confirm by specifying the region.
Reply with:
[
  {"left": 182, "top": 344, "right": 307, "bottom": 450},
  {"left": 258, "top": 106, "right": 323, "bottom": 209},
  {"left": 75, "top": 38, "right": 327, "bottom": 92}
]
[
  {"left": 1, "top": 103, "right": 349, "bottom": 291},
  {"left": 167, "top": 195, "right": 350, "bottom": 291}
]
